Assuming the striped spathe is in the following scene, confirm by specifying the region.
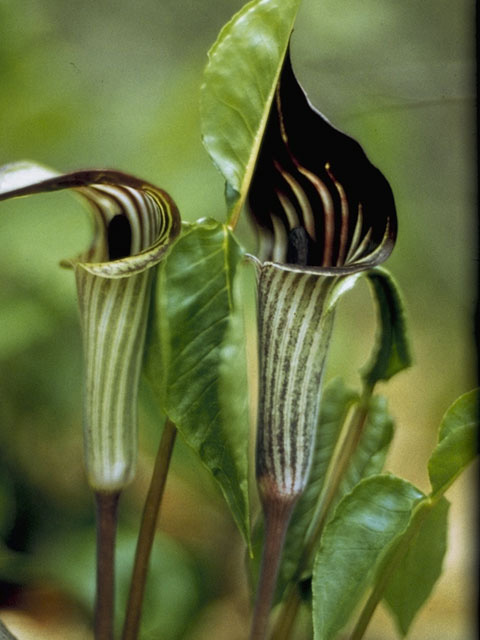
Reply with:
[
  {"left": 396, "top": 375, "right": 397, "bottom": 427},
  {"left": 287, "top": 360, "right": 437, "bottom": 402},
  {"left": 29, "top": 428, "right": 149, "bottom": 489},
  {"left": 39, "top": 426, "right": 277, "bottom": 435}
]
[
  {"left": 0, "top": 163, "right": 180, "bottom": 491},
  {"left": 256, "top": 264, "right": 336, "bottom": 500},
  {"left": 247, "top": 47, "right": 397, "bottom": 507}
]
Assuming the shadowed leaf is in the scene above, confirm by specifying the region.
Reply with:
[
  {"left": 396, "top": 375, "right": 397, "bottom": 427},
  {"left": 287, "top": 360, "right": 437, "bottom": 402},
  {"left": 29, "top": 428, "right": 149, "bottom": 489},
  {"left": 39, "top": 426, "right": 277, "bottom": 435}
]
[
  {"left": 361, "top": 267, "right": 412, "bottom": 388},
  {"left": 336, "top": 395, "right": 394, "bottom": 498},
  {"left": 274, "top": 387, "right": 394, "bottom": 600},
  {"left": 34, "top": 527, "right": 199, "bottom": 640},
  {"left": 268, "top": 378, "right": 358, "bottom": 597}
]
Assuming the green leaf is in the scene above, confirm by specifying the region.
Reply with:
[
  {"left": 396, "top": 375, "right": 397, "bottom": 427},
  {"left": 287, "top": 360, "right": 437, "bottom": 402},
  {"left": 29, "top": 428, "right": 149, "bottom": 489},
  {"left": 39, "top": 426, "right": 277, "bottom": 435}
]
[
  {"left": 344, "top": 391, "right": 478, "bottom": 639},
  {"left": 361, "top": 267, "right": 412, "bottom": 388},
  {"left": 217, "top": 260, "right": 253, "bottom": 497},
  {"left": 383, "top": 497, "right": 450, "bottom": 636},
  {"left": 251, "top": 385, "right": 395, "bottom": 601},
  {"left": 117, "top": 532, "right": 199, "bottom": 640},
  {"left": 145, "top": 220, "right": 250, "bottom": 542},
  {"left": 312, "top": 475, "right": 423, "bottom": 640},
  {"left": 438, "top": 388, "right": 479, "bottom": 440},
  {"left": 428, "top": 389, "right": 479, "bottom": 496},
  {"left": 200, "top": 0, "right": 302, "bottom": 221}
]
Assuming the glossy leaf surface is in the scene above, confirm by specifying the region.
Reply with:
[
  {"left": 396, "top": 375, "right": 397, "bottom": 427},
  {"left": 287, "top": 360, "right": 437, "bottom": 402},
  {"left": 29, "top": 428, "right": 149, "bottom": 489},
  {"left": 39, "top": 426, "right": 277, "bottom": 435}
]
[
  {"left": 312, "top": 475, "right": 423, "bottom": 640},
  {"left": 428, "top": 389, "right": 479, "bottom": 496},
  {"left": 201, "top": 0, "right": 302, "bottom": 222},
  {"left": 383, "top": 497, "right": 450, "bottom": 636},
  {"left": 145, "top": 220, "right": 250, "bottom": 541}
]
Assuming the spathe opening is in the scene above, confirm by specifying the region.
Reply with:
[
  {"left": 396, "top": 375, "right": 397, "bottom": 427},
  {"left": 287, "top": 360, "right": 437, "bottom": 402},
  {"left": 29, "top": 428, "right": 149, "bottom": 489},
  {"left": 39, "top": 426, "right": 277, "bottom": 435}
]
[{"left": 107, "top": 213, "right": 132, "bottom": 260}]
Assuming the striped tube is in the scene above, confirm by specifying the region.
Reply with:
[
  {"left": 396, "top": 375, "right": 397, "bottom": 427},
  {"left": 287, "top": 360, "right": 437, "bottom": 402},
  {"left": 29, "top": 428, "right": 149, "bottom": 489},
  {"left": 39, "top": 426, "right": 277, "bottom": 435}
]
[
  {"left": 76, "top": 266, "right": 153, "bottom": 490},
  {"left": 0, "top": 162, "right": 180, "bottom": 491},
  {"left": 256, "top": 263, "right": 336, "bottom": 504}
]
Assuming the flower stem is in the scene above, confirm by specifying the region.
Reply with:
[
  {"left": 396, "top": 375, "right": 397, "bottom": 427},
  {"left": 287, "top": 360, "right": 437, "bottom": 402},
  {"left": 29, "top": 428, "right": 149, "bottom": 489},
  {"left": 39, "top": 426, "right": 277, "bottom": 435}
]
[
  {"left": 121, "top": 419, "right": 177, "bottom": 640},
  {"left": 95, "top": 491, "right": 120, "bottom": 640},
  {"left": 249, "top": 496, "right": 297, "bottom": 640}
]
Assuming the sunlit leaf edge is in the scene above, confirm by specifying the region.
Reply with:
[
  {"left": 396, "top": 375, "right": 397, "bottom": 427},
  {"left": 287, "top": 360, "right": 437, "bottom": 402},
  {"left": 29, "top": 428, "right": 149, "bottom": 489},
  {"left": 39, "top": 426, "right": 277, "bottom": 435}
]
[{"left": 200, "top": 0, "right": 303, "bottom": 222}]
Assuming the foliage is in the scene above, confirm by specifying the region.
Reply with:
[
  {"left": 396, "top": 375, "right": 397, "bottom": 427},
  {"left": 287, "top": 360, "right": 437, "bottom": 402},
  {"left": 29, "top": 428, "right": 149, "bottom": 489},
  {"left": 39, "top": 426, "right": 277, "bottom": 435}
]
[
  {"left": 0, "top": 1, "right": 475, "bottom": 639},
  {"left": 145, "top": 220, "right": 251, "bottom": 542},
  {"left": 201, "top": 0, "right": 303, "bottom": 220}
]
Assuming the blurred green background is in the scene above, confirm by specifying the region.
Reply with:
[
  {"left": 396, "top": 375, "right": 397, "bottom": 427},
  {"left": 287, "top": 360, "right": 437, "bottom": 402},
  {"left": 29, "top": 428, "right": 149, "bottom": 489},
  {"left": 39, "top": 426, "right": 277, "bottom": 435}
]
[{"left": 0, "top": 1, "right": 476, "bottom": 638}]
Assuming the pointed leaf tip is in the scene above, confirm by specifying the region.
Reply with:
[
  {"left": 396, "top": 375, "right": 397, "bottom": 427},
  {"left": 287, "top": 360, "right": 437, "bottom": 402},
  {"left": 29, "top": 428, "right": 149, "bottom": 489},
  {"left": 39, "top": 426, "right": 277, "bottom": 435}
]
[
  {"left": 383, "top": 498, "right": 450, "bottom": 636},
  {"left": 428, "top": 389, "right": 479, "bottom": 496},
  {"left": 312, "top": 475, "right": 423, "bottom": 640},
  {"left": 201, "top": 0, "right": 303, "bottom": 222}
]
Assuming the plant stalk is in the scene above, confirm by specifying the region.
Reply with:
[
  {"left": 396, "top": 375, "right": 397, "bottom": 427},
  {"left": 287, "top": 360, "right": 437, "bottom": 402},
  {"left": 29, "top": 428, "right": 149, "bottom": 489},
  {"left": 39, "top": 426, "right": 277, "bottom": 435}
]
[
  {"left": 249, "top": 496, "right": 297, "bottom": 640},
  {"left": 95, "top": 491, "right": 120, "bottom": 640},
  {"left": 304, "top": 398, "right": 370, "bottom": 560},
  {"left": 121, "top": 418, "right": 177, "bottom": 640}
]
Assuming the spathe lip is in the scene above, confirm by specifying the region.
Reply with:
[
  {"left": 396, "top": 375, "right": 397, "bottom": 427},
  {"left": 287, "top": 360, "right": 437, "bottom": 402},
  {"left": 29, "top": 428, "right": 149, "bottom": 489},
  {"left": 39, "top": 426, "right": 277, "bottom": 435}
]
[
  {"left": 0, "top": 163, "right": 181, "bottom": 277},
  {"left": 247, "top": 47, "right": 397, "bottom": 271},
  {"left": 248, "top": 246, "right": 393, "bottom": 276}
]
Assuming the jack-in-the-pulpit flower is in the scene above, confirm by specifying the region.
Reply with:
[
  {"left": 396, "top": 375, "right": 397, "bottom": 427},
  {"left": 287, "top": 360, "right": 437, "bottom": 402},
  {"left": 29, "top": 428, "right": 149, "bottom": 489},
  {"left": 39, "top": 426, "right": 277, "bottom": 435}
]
[
  {"left": 248, "top": 49, "right": 396, "bottom": 639},
  {"left": 0, "top": 162, "right": 180, "bottom": 492}
]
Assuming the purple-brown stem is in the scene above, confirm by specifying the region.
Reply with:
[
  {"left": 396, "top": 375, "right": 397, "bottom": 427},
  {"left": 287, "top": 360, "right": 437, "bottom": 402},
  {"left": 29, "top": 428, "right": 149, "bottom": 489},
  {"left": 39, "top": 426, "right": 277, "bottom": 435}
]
[
  {"left": 95, "top": 491, "right": 120, "bottom": 640},
  {"left": 122, "top": 419, "right": 177, "bottom": 640},
  {"left": 249, "top": 490, "right": 298, "bottom": 640}
]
